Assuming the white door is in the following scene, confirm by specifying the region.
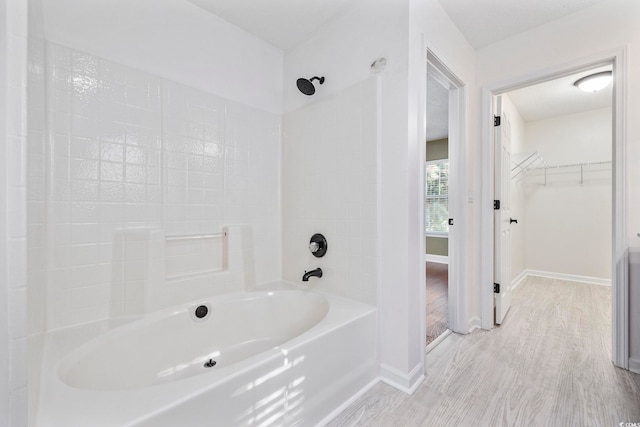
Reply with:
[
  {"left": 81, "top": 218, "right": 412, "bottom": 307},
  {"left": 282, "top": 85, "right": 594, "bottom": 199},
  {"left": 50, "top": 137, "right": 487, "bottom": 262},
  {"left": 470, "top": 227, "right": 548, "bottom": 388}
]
[{"left": 494, "top": 96, "right": 512, "bottom": 324}]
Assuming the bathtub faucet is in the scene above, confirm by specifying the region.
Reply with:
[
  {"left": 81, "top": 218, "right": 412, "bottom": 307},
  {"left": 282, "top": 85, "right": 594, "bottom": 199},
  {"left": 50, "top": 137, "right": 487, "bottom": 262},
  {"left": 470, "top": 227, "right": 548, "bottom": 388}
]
[{"left": 302, "top": 268, "right": 323, "bottom": 282}]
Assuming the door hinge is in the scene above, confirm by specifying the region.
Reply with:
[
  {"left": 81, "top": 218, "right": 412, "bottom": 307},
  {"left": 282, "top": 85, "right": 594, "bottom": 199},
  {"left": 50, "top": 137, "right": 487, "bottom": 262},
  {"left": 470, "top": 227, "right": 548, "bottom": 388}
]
[
  {"left": 448, "top": 218, "right": 454, "bottom": 226},
  {"left": 494, "top": 115, "right": 501, "bottom": 126},
  {"left": 493, "top": 200, "right": 500, "bottom": 210},
  {"left": 494, "top": 283, "right": 500, "bottom": 293}
]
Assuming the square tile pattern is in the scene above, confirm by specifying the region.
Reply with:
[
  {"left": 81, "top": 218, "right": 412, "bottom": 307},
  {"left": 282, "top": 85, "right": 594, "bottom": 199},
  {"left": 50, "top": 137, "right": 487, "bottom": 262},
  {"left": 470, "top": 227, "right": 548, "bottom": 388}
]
[{"left": 33, "top": 43, "right": 281, "bottom": 330}]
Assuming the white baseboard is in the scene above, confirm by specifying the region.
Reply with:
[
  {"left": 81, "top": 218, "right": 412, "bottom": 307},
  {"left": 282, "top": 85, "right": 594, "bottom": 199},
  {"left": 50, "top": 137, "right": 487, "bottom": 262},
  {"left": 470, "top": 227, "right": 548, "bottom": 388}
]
[
  {"left": 317, "top": 377, "right": 380, "bottom": 426},
  {"left": 629, "top": 357, "right": 640, "bottom": 375},
  {"left": 525, "top": 269, "right": 611, "bottom": 286},
  {"left": 511, "top": 270, "right": 528, "bottom": 290},
  {"left": 380, "top": 362, "right": 424, "bottom": 394},
  {"left": 425, "top": 254, "right": 448, "bottom": 264},
  {"left": 425, "top": 329, "right": 451, "bottom": 354}
]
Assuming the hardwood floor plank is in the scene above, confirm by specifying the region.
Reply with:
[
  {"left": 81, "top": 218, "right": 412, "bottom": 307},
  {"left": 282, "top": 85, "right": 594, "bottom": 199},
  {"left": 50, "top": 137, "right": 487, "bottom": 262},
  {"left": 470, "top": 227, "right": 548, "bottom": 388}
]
[
  {"left": 327, "top": 276, "right": 640, "bottom": 427},
  {"left": 426, "top": 262, "right": 449, "bottom": 345}
]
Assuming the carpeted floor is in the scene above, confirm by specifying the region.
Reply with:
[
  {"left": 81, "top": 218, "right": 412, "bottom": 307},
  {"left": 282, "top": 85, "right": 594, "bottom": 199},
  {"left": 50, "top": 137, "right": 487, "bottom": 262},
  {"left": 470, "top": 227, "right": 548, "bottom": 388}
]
[{"left": 426, "top": 262, "right": 448, "bottom": 345}]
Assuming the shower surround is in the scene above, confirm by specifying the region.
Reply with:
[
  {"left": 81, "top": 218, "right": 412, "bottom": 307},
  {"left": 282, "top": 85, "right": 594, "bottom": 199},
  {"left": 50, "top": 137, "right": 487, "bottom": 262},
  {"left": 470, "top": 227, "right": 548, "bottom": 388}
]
[
  {"left": 36, "top": 42, "right": 282, "bottom": 330},
  {"left": 26, "top": 32, "right": 381, "bottom": 423}
]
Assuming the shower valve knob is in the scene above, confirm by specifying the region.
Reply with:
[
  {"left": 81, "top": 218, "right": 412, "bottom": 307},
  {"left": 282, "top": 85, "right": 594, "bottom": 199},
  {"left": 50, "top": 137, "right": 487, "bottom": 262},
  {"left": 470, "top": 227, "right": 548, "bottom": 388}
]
[{"left": 309, "top": 233, "right": 327, "bottom": 258}]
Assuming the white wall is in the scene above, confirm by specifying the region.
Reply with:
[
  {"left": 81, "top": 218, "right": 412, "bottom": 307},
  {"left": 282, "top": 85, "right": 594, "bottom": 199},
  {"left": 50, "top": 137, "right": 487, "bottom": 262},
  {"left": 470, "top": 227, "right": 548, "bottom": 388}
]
[
  {"left": 417, "top": 0, "right": 478, "bottom": 332},
  {"left": 42, "top": 0, "right": 283, "bottom": 114},
  {"left": 523, "top": 108, "right": 612, "bottom": 280},
  {"left": 501, "top": 95, "right": 527, "bottom": 282},
  {"left": 476, "top": 0, "right": 640, "bottom": 364}
]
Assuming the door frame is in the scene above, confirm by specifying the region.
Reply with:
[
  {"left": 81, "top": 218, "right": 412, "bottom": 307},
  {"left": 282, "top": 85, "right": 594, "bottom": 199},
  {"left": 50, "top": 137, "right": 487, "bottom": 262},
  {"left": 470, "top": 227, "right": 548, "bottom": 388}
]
[
  {"left": 425, "top": 49, "right": 467, "bottom": 337},
  {"left": 479, "top": 48, "right": 629, "bottom": 368}
]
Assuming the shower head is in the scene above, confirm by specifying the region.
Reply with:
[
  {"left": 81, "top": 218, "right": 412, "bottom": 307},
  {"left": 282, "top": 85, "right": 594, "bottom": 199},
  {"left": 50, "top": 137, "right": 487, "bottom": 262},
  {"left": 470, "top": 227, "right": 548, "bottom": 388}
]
[{"left": 296, "top": 76, "right": 325, "bottom": 96}]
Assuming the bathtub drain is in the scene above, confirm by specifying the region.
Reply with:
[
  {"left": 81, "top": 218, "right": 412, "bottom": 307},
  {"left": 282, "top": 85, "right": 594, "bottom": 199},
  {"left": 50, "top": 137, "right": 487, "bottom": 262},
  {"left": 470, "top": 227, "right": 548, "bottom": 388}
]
[{"left": 204, "top": 359, "right": 217, "bottom": 368}]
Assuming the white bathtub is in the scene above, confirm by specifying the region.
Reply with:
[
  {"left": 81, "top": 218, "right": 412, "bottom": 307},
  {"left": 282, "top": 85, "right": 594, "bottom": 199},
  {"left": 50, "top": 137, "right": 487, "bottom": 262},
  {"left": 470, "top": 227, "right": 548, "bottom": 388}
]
[{"left": 36, "top": 285, "right": 378, "bottom": 426}]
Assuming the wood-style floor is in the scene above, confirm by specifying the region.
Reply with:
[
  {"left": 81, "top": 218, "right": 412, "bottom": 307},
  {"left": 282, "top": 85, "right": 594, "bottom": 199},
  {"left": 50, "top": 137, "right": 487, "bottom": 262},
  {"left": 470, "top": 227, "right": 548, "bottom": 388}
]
[
  {"left": 426, "top": 262, "right": 448, "bottom": 345},
  {"left": 327, "top": 276, "right": 640, "bottom": 426}
]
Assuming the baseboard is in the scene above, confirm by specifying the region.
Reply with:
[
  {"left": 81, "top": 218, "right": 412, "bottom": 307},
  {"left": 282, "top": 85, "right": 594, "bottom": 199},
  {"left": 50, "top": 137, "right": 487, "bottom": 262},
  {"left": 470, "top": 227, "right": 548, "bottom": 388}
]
[
  {"left": 380, "top": 362, "right": 424, "bottom": 394},
  {"left": 425, "top": 329, "right": 451, "bottom": 354},
  {"left": 317, "top": 377, "right": 380, "bottom": 426},
  {"left": 425, "top": 254, "right": 448, "bottom": 264},
  {"left": 629, "top": 357, "right": 640, "bottom": 375},
  {"left": 511, "top": 270, "right": 528, "bottom": 290},
  {"left": 525, "top": 269, "right": 611, "bottom": 286},
  {"left": 467, "top": 316, "right": 481, "bottom": 333}
]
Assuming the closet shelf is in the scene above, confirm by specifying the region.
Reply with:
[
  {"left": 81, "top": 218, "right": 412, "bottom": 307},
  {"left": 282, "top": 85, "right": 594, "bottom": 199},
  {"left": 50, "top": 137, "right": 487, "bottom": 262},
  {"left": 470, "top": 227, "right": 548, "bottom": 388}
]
[
  {"left": 511, "top": 151, "right": 611, "bottom": 184},
  {"left": 511, "top": 151, "right": 547, "bottom": 180},
  {"left": 523, "top": 160, "right": 612, "bottom": 185}
]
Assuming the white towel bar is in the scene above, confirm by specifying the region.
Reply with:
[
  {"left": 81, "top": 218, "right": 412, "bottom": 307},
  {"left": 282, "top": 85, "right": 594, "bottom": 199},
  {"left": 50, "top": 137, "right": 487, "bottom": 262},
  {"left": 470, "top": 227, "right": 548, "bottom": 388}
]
[{"left": 165, "top": 232, "right": 227, "bottom": 241}]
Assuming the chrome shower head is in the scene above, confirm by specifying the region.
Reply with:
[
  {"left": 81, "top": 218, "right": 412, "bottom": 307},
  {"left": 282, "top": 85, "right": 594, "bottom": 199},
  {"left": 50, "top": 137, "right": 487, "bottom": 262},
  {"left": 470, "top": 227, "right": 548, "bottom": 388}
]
[{"left": 296, "top": 76, "right": 325, "bottom": 96}]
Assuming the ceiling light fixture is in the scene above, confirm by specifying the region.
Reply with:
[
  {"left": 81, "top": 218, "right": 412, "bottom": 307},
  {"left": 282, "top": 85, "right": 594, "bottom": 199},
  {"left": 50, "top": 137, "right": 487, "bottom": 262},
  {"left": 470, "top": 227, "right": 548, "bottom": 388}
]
[{"left": 573, "top": 71, "right": 612, "bottom": 92}]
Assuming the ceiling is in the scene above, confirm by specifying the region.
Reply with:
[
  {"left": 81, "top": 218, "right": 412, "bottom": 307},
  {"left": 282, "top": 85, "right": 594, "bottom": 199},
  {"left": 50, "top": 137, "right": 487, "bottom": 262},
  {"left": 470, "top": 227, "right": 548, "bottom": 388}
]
[
  {"left": 186, "top": 0, "right": 606, "bottom": 52},
  {"left": 437, "top": 0, "right": 605, "bottom": 49},
  {"left": 507, "top": 65, "right": 613, "bottom": 122},
  {"left": 427, "top": 74, "right": 449, "bottom": 141},
  {"left": 186, "top": 0, "right": 359, "bottom": 50}
]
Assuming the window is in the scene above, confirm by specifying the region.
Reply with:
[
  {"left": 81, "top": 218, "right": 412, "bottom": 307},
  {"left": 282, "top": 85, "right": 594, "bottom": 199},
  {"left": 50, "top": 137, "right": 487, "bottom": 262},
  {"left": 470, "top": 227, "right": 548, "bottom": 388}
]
[{"left": 425, "top": 160, "right": 449, "bottom": 235}]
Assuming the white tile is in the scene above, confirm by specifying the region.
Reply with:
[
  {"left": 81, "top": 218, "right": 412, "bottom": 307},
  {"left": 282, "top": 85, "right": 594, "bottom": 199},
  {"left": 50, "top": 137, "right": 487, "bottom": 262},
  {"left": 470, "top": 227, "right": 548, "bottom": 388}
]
[
  {"left": 124, "top": 203, "right": 148, "bottom": 223},
  {"left": 49, "top": 269, "right": 71, "bottom": 291},
  {"left": 50, "top": 246, "right": 71, "bottom": 269},
  {"left": 70, "top": 136, "right": 99, "bottom": 160},
  {"left": 70, "top": 158, "right": 98, "bottom": 180},
  {"left": 70, "top": 244, "right": 99, "bottom": 266},
  {"left": 70, "top": 265, "right": 101, "bottom": 287},
  {"left": 8, "top": 289, "right": 27, "bottom": 339},
  {"left": 71, "top": 223, "right": 98, "bottom": 245},
  {"left": 9, "top": 386, "right": 27, "bottom": 427},
  {"left": 125, "top": 164, "right": 146, "bottom": 184},
  {"left": 70, "top": 179, "right": 99, "bottom": 201},
  {"left": 124, "top": 261, "right": 147, "bottom": 281},
  {"left": 124, "top": 183, "right": 146, "bottom": 203},
  {"left": 99, "top": 182, "right": 124, "bottom": 202},
  {"left": 70, "top": 202, "right": 98, "bottom": 223},
  {"left": 101, "top": 162, "right": 124, "bottom": 182}
]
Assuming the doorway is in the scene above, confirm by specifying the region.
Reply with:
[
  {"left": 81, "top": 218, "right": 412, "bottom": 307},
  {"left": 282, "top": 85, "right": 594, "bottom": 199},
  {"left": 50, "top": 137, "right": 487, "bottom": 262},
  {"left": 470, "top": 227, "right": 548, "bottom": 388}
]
[
  {"left": 425, "top": 70, "right": 450, "bottom": 345},
  {"left": 480, "top": 50, "right": 628, "bottom": 369},
  {"left": 495, "top": 65, "right": 613, "bottom": 325},
  {"left": 424, "top": 50, "right": 466, "bottom": 349}
]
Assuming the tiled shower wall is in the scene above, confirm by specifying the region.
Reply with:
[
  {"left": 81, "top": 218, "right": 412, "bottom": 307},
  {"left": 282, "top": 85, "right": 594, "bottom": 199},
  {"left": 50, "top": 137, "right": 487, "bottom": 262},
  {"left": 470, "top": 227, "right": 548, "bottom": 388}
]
[
  {"left": 282, "top": 77, "right": 378, "bottom": 305},
  {"left": 40, "top": 43, "right": 281, "bottom": 330}
]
